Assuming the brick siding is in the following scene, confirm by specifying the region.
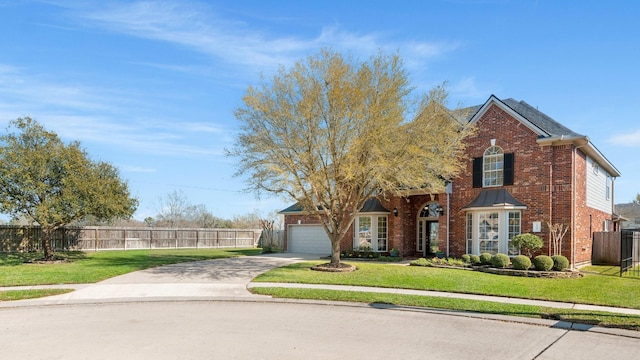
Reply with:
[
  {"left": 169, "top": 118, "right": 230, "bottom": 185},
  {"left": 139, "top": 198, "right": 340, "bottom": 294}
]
[{"left": 283, "top": 102, "right": 611, "bottom": 266}]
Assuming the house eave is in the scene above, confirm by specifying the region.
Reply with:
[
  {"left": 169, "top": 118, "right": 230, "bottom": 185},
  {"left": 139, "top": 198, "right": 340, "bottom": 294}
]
[
  {"left": 463, "top": 205, "right": 527, "bottom": 212},
  {"left": 468, "top": 95, "right": 549, "bottom": 137},
  {"left": 537, "top": 136, "right": 622, "bottom": 177}
]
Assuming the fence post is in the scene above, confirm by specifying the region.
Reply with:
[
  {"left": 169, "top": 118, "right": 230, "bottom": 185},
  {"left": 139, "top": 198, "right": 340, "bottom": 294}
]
[
  {"left": 95, "top": 228, "right": 98, "bottom": 251},
  {"left": 175, "top": 230, "right": 178, "bottom": 249}
]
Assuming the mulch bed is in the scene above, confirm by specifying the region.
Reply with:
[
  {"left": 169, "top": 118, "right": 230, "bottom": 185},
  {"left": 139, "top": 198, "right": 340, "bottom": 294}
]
[
  {"left": 26, "top": 257, "right": 70, "bottom": 264},
  {"left": 311, "top": 262, "right": 356, "bottom": 272}
]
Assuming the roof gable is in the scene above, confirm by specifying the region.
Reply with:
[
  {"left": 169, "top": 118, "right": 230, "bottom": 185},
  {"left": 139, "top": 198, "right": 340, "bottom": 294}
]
[
  {"left": 465, "top": 95, "right": 584, "bottom": 138},
  {"left": 464, "top": 95, "right": 620, "bottom": 177}
]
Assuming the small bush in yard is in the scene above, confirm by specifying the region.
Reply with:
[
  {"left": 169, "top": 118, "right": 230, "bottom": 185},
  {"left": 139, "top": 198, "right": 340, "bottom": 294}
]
[
  {"left": 410, "top": 258, "right": 429, "bottom": 267},
  {"left": 511, "top": 233, "right": 543, "bottom": 258},
  {"left": 552, "top": 255, "right": 569, "bottom": 271},
  {"left": 491, "top": 253, "right": 510, "bottom": 268},
  {"left": 461, "top": 254, "right": 471, "bottom": 263},
  {"left": 512, "top": 255, "right": 532, "bottom": 270},
  {"left": 470, "top": 254, "right": 481, "bottom": 264},
  {"left": 533, "top": 255, "right": 554, "bottom": 271},
  {"left": 479, "top": 253, "right": 493, "bottom": 265}
]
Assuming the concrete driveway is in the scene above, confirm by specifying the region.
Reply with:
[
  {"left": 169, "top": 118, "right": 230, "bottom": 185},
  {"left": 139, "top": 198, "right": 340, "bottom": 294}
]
[{"left": 2, "top": 253, "right": 322, "bottom": 306}]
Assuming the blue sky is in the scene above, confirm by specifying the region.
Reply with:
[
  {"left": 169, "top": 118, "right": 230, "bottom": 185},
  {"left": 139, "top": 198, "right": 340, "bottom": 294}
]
[{"left": 1, "top": 0, "right": 638, "bottom": 221}]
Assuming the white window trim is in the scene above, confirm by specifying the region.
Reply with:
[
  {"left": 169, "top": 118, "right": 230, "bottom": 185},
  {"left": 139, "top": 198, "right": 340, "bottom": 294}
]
[
  {"left": 466, "top": 209, "right": 522, "bottom": 255},
  {"left": 354, "top": 214, "right": 388, "bottom": 252},
  {"left": 483, "top": 146, "right": 504, "bottom": 188}
]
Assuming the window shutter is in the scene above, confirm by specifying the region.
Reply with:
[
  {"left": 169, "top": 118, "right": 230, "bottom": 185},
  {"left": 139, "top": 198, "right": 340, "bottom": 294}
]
[
  {"left": 504, "top": 153, "right": 514, "bottom": 186},
  {"left": 472, "top": 157, "right": 482, "bottom": 188}
]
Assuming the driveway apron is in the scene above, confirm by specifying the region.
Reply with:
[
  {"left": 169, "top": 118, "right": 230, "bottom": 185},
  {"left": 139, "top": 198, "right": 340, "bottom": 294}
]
[{"left": 4, "top": 253, "right": 321, "bottom": 305}]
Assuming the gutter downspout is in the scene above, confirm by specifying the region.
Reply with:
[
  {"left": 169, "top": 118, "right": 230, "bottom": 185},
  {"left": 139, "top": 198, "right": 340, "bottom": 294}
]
[
  {"left": 549, "top": 163, "right": 553, "bottom": 257},
  {"left": 445, "top": 181, "right": 452, "bottom": 257}
]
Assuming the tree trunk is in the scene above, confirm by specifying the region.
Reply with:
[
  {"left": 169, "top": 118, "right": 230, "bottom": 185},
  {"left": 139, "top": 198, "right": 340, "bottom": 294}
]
[
  {"left": 42, "top": 228, "right": 54, "bottom": 261},
  {"left": 330, "top": 238, "right": 341, "bottom": 265}
]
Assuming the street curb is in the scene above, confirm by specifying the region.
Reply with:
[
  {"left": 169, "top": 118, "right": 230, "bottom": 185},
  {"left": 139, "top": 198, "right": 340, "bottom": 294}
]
[{"left": 3, "top": 294, "right": 639, "bottom": 340}]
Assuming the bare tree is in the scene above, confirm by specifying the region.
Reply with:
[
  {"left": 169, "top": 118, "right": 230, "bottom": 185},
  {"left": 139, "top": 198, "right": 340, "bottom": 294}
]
[
  {"left": 230, "top": 49, "right": 472, "bottom": 267},
  {"left": 230, "top": 210, "right": 261, "bottom": 229},
  {"left": 187, "top": 204, "right": 230, "bottom": 228},
  {"left": 260, "top": 218, "right": 275, "bottom": 252},
  {"left": 155, "top": 190, "right": 191, "bottom": 227},
  {"left": 155, "top": 191, "right": 231, "bottom": 228},
  {"left": 548, "top": 222, "right": 569, "bottom": 256}
]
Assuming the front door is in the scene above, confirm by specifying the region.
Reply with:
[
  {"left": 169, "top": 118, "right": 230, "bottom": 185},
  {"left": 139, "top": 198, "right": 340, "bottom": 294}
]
[{"left": 418, "top": 220, "right": 439, "bottom": 257}]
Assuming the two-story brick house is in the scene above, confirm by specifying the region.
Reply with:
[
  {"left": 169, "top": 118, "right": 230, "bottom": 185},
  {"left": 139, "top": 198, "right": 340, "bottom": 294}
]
[{"left": 281, "top": 95, "right": 621, "bottom": 267}]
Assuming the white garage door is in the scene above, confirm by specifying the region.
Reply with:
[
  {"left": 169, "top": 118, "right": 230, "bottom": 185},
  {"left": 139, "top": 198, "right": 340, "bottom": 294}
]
[{"left": 288, "top": 225, "right": 332, "bottom": 254}]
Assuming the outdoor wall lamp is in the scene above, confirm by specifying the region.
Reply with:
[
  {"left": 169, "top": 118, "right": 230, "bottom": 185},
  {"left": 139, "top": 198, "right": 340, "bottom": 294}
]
[{"left": 393, "top": 207, "right": 398, "bottom": 217}]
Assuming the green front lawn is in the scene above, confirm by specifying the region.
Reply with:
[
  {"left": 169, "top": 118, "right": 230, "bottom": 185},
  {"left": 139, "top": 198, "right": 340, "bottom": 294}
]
[
  {"left": 253, "top": 261, "right": 640, "bottom": 309},
  {"left": 0, "top": 248, "right": 262, "bottom": 286},
  {"left": 0, "top": 289, "right": 74, "bottom": 301},
  {"left": 251, "top": 287, "right": 640, "bottom": 330}
]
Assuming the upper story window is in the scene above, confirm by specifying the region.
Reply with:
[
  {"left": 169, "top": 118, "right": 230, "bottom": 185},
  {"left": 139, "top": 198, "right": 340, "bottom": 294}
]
[
  {"left": 483, "top": 146, "right": 504, "bottom": 187},
  {"left": 473, "top": 146, "right": 514, "bottom": 188}
]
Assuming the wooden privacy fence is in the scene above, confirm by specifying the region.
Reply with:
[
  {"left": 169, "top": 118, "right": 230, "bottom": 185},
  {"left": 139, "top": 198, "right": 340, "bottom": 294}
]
[
  {"left": 592, "top": 230, "right": 640, "bottom": 266},
  {"left": 592, "top": 231, "right": 621, "bottom": 265},
  {"left": 0, "top": 225, "right": 262, "bottom": 252}
]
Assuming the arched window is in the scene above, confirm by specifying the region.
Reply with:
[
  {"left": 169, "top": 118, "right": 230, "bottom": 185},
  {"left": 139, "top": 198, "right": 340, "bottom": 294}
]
[
  {"left": 419, "top": 202, "right": 442, "bottom": 218},
  {"left": 483, "top": 146, "right": 504, "bottom": 187}
]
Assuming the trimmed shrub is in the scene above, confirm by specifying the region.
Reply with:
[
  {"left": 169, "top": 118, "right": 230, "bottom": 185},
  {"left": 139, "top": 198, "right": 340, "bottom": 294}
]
[
  {"left": 410, "top": 258, "right": 429, "bottom": 267},
  {"left": 511, "top": 233, "right": 543, "bottom": 257},
  {"left": 479, "top": 253, "right": 493, "bottom": 265},
  {"left": 491, "top": 253, "right": 510, "bottom": 268},
  {"left": 461, "top": 254, "right": 471, "bottom": 263},
  {"left": 551, "top": 255, "right": 569, "bottom": 271},
  {"left": 512, "top": 255, "right": 532, "bottom": 270},
  {"left": 533, "top": 255, "right": 554, "bottom": 271},
  {"left": 469, "top": 254, "right": 480, "bottom": 264}
]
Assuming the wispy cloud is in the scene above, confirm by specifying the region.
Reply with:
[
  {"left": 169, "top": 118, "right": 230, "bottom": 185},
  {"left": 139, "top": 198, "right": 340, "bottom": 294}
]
[
  {"left": 449, "top": 76, "right": 497, "bottom": 103},
  {"left": 608, "top": 130, "right": 640, "bottom": 147},
  {"left": 0, "top": 64, "right": 227, "bottom": 157},
  {"left": 65, "top": 1, "right": 457, "bottom": 75},
  {"left": 43, "top": 114, "right": 225, "bottom": 157},
  {"left": 118, "top": 165, "right": 157, "bottom": 173}
]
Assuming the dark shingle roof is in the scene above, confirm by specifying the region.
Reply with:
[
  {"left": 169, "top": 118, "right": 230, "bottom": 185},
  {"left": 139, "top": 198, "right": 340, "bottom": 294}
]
[
  {"left": 359, "top": 198, "right": 391, "bottom": 213},
  {"left": 501, "top": 98, "right": 583, "bottom": 138},
  {"left": 462, "top": 189, "right": 526, "bottom": 209},
  {"left": 280, "top": 198, "right": 390, "bottom": 214},
  {"left": 459, "top": 96, "right": 583, "bottom": 139}
]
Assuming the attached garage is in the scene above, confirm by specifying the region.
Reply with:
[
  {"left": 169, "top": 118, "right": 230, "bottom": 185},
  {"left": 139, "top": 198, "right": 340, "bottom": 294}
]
[{"left": 287, "top": 225, "right": 331, "bottom": 255}]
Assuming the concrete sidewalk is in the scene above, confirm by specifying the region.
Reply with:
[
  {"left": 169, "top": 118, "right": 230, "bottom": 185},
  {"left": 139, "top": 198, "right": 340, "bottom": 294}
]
[{"left": 248, "top": 282, "right": 640, "bottom": 316}]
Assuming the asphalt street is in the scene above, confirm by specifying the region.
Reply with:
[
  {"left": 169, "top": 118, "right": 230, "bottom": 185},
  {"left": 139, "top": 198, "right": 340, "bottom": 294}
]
[
  {"left": 2, "top": 301, "right": 639, "bottom": 359},
  {"left": 1, "top": 253, "right": 640, "bottom": 359}
]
